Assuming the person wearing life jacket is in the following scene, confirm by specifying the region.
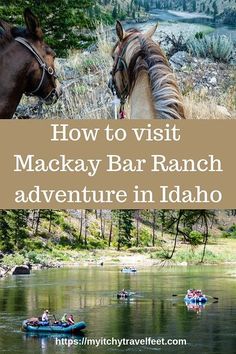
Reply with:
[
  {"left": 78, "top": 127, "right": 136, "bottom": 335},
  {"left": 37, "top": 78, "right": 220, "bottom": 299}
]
[
  {"left": 67, "top": 314, "right": 75, "bottom": 325},
  {"left": 42, "top": 310, "right": 49, "bottom": 322},
  {"left": 61, "top": 313, "right": 67, "bottom": 324}
]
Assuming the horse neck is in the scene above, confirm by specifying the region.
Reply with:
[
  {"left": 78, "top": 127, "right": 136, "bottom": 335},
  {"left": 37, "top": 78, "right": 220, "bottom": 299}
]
[
  {"left": 0, "top": 42, "right": 31, "bottom": 119},
  {"left": 129, "top": 71, "right": 156, "bottom": 119},
  {"left": 127, "top": 37, "right": 185, "bottom": 120}
]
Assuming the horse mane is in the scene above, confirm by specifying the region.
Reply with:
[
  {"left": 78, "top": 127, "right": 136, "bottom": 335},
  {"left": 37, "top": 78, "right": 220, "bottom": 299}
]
[
  {"left": 126, "top": 32, "right": 185, "bottom": 119},
  {"left": 0, "top": 20, "right": 28, "bottom": 50}
]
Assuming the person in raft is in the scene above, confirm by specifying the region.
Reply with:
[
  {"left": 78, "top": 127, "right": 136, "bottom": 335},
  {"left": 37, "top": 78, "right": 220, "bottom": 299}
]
[
  {"left": 60, "top": 313, "right": 75, "bottom": 326},
  {"left": 187, "top": 289, "right": 204, "bottom": 298},
  {"left": 42, "top": 309, "right": 49, "bottom": 322},
  {"left": 120, "top": 289, "right": 128, "bottom": 296},
  {"left": 67, "top": 314, "right": 75, "bottom": 325},
  {"left": 61, "top": 313, "right": 68, "bottom": 324}
]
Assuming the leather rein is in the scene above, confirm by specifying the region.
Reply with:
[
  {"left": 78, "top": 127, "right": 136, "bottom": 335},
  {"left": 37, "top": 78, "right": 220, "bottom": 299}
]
[
  {"left": 109, "top": 35, "right": 139, "bottom": 119},
  {"left": 15, "top": 37, "right": 58, "bottom": 101}
]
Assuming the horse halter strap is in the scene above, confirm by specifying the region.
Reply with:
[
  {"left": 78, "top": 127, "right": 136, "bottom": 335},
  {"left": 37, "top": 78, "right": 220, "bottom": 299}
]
[
  {"left": 111, "top": 35, "right": 139, "bottom": 119},
  {"left": 14, "top": 37, "right": 57, "bottom": 98}
]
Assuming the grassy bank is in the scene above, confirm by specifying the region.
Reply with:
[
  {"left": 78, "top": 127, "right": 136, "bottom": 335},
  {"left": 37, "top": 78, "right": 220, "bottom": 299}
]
[
  {"left": 1, "top": 210, "right": 236, "bottom": 275},
  {"left": 1, "top": 237, "right": 236, "bottom": 273}
]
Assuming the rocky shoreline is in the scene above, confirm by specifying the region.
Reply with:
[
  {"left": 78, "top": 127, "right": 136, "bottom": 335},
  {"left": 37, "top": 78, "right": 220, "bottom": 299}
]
[{"left": 2, "top": 245, "right": 236, "bottom": 278}]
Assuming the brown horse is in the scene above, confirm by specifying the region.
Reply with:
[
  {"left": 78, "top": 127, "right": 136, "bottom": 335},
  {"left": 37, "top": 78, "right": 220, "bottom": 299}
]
[
  {"left": 110, "top": 21, "right": 186, "bottom": 119},
  {"left": 0, "top": 8, "right": 61, "bottom": 119}
]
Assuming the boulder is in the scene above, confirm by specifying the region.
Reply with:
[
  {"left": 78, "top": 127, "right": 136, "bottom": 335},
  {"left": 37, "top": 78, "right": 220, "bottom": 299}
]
[
  {"left": 12, "top": 265, "right": 30, "bottom": 275},
  {"left": 208, "top": 76, "right": 217, "bottom": 86},
  {"left": 169, "top": 51, "right": 191, "bottom": 71},
  {"left": 216, "top": 105, "right": 231, "bottom": 118}
]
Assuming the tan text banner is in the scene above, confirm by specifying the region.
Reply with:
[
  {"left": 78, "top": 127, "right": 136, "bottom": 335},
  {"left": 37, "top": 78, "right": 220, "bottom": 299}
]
[{"left": 0, "top": 120, "right": 234, "bottom": 209}]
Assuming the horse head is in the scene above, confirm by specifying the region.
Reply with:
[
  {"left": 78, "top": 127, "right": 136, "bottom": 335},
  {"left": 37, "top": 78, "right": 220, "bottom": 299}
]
[
  {"left": 15, "top": 8, "right": 62, "bottom": 104},
  {"left": 109, "top": 21, "right": 158, "bottom": 104}
]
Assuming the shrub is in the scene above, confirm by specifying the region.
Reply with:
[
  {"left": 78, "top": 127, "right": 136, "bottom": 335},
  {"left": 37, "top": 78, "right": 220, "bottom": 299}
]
[
  {"left": 60, "top": 222, "right": 75, "bottom": 233},
  {"left": 188, "top": 231, "right": 203, "bottom": 245},
  {"left": 2, "top": 254, "right": 25, "bottom": 267},
  {"left": 187, "top": 34, "right": 233, "bottom": 62},
  {"left": 87, "top": 236, "right": 107, "bottom": 249},
  {"left": 223, "top": 224, "right": 236, "bottom": 238},
  {"left": 195, "top": 32, "right": 204, "bottom": 40},
  {"left": 228, "top": 224, "right": 236, "bottom": 233},
  {"left": 59, "top": 236, "right": 73, "bottom": 247},
  {"left": 24, "top": 239, "right": 47, "bottom": 251},
  {"left": 150, "top": 249, "right": 169, "bottom": 259},
  {"left": 26, "top": 251, "right": 42, "bottom": 264},
  {"left": 160, "top": 32, "right": 188, "bottom": 57}
]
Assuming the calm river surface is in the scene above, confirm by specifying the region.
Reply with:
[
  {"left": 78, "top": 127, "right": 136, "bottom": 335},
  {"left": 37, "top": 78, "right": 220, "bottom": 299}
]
[
  {"left": 0, "top": 265, "right": 236, "bottom": 354},
  {"left": 128, "top": 9, "right": 236, "bottom": 43}
]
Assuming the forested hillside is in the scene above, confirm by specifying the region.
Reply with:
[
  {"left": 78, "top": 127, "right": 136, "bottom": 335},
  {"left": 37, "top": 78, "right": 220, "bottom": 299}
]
[
  {"left": 150, "top": 0, "right": 236, "bottom": 22},
  {"left": 1, "top": 1, "right": 235, "bottom": 56},
  {"left": 1, "top": 209, "right": 236, "bottom": 268},
  {"left": 151, "top": 0, "right": 236, "bottom": 13},
  {"left": 0, "top": 0, "right": 146, "bottom": 56}
]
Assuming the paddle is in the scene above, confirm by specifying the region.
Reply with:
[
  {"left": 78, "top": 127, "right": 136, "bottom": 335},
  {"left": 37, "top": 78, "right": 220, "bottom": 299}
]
[
  {"left": 205, "top": 295, "right": 219, "bottom": 300},
  {"left": 172, "top": 294, "right": 185, "bottom": 297},
  {"left": 172, "top": 293, "right": 219, "bottom": 300}
]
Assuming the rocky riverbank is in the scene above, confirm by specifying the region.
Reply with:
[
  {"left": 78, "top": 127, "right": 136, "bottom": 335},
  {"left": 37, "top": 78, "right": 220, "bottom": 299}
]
[{"left": 1, "top": 237, "right": 236, "bottom": 278}]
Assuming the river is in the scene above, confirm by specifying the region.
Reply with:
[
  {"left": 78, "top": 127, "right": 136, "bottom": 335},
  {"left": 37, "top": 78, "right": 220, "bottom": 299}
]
[
  {"left": 126, "top": 9, "right": 236, "bottom": 43},
  {"left": 0, "top": 265, "right": 236, "bottom": 354}
]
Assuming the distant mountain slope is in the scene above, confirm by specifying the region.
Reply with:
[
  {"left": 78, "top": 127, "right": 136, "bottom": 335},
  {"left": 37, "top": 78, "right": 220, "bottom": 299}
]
[{"left": 151, "top": 0, "right": 236, "bottom": 17}]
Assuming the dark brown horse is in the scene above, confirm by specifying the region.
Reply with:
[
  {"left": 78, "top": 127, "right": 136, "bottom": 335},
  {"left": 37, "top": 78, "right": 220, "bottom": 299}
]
[{"left": 0, "top": 8, "right": 61, "bottom": 119}]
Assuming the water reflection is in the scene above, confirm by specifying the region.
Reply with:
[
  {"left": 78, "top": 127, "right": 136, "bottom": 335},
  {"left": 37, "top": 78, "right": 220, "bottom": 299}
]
[
  {"left": 22, "top": 332, "right": 84, "bottom": 354},
  {"left": 185, "top": 301, "right": 206, "bottom": 314},
  {"left": 0, "top": 266, "right": 236, "bottom": 354}
]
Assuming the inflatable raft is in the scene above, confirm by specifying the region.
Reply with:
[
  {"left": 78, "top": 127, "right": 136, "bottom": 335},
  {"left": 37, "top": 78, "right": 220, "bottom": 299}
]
[
  {"left": 184, "top": 296, "right": 207, "bottom": 304},
  {"left": 121, "top": 268, "right": 137, "bottom": 273},
  {"left": 117, "top": 292, "right": 129, "bottom": 299},
  {"left": 22, "top": 320, "right": 86, "bottom": 333}
]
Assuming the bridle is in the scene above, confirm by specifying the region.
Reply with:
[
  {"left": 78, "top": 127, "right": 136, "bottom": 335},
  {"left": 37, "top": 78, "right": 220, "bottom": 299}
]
[
  {"left": 15, "top": 37, "right": 58, "bottom": 101},
  {"left": 109, "top": 34, "right": 139, "bottom": 119}
]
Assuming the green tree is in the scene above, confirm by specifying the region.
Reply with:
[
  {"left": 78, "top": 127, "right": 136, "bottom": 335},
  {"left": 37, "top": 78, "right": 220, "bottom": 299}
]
[
  {"left": 0, "top": 0, "right": 96, "bottom": 56},
  {"left": 113, "top": 210, "right": 134, "bottom": 250},
  {"left": 112, "top": 5, "right": 118, "bottom": 19},
  {"left": 0, "top": 210, "right": 12, "bottom": 252},
  {"left": 7, "top": 210, "right": 29, "bottom": 249},
  {"left": 192, "top": 0, "right": 197, "bottom": 12},
  {"left": 212, "top": 1, "right": 218, "bottom": 20}
]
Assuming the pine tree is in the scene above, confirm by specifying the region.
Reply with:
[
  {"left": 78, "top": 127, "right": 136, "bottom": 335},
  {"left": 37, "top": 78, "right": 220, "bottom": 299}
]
[
  {"left": 113, "top": 210, "right": 134, "bottom": 250},
  {"left": 192, "top": 0, "right": 197, "bottom": 12},
  {"left": 112, "top": 5, "right": 118, "bottom": 19},
  {"left": 0, "top": 0, "right": 96, "bottom": 56},
  {"left": 0, "top": 210, "right": 12, "bottom": 252},
  {"left": 7, "top": 210, "right": 29, "bottom": 249},
  {"left": 212, "top": 1, "right": 218, "bottom": 20}
]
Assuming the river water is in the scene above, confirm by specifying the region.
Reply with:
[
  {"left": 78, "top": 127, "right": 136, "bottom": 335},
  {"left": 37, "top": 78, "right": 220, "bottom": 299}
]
[
  {"left": 126, "top": 9, "right": 236, "bottom": 43},
  {"left": 0, "top": 265, "right": 236, "bottom": 354}
]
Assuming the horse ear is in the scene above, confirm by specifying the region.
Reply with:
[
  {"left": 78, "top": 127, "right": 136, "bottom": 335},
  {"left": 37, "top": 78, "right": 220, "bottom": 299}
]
[
  {"left": 144, "top": 23, "right": 158, "bottom": 39},
  {"left": 24, "top": 8, "right": 43, "bottom": 40},
  {"left": 116, "top": 20, "right": 126, "bottom": 41}
]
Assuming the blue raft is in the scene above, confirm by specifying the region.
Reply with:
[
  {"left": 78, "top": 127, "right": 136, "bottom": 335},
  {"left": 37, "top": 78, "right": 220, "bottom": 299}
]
[
  {"left": 121, "top": 268, "right": 137, "bottom": 273},
  {"left": 184, "top": 296, "right": 208, "bottom": 304},
  {"left": 22, "top": 320, "right": 86, "bottom": 334}
]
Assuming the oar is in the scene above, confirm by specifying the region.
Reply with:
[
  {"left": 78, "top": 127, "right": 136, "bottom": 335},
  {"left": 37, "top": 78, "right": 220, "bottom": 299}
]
[
  {"left": 128, "top": 291, "right": 137, "bottom": 296},
  {"left": 172, "top": 293, "right": 219, "bottom": 300},
  {"left": 205, "top": 294, "right": 219, "bottom": 300},
  {"left": 172, "top": 294, "right": 186, "bottom": 297}
]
